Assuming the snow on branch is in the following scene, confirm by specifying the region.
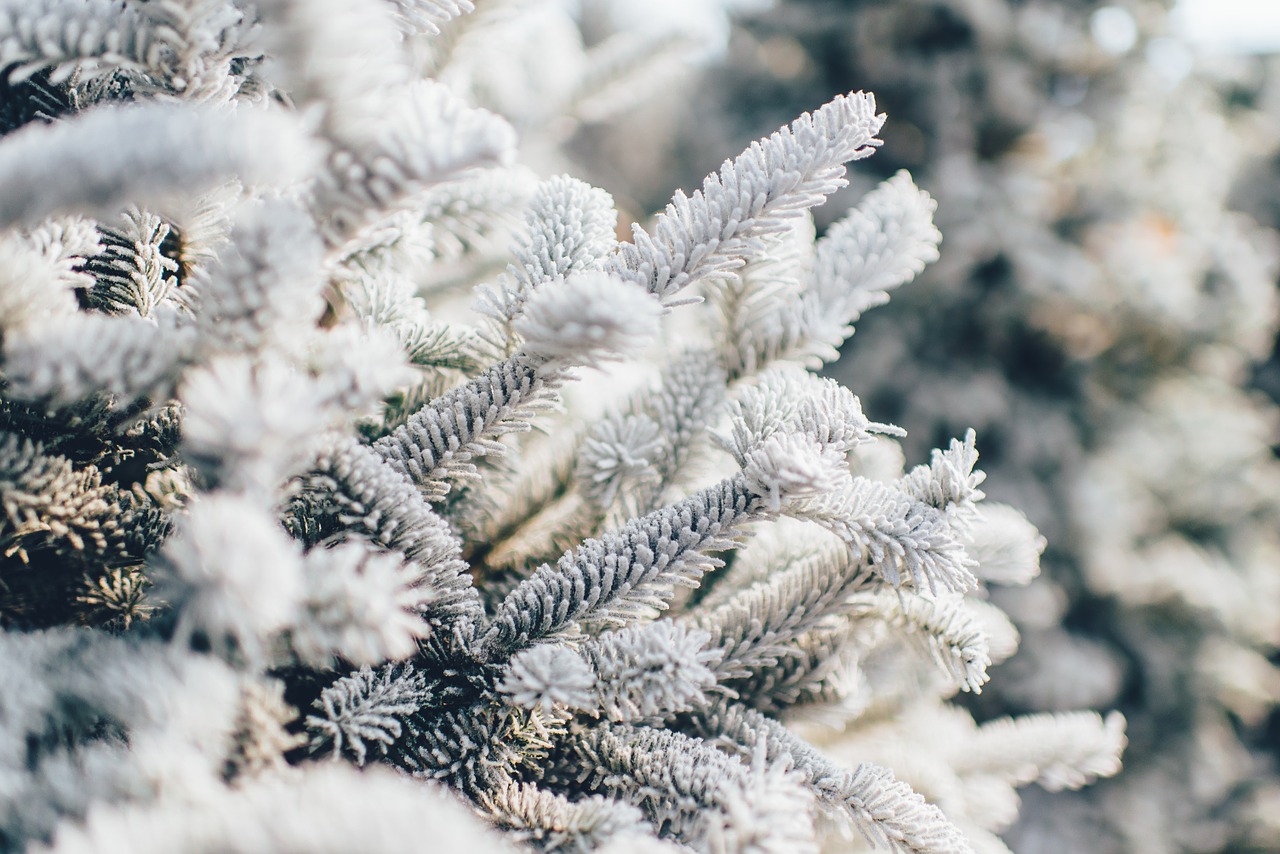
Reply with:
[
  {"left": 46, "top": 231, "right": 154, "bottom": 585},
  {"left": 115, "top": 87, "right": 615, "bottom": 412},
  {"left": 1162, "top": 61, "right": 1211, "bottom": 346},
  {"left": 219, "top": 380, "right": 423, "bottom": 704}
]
[
  {"left": 374, "top": 273, "right": 661, "bottom": 497},
  {"left": 384, "top": 0, "right": 475, "bottom": 38},
  {"left": 573, "top": 722, "right": 818, "bottom": 853},
  {"left": 963, "top": 503, "right": 1045, "bottom": 586},
  {"left": 83, "top": 209, "right": 180, "bottom": 317},
  {"left": 586, "top": 622, "right": 722, "bottom": 721},
  {"left": 714, "top": 171, "right": 942, "bottom": 375},
  {"left": 606, "top": 91, "right": 885, "bottom": 305},
  {"left": 0, "top": 0, "right": 250, "bottom": 96},
  {"left": 497, "top": 644, "right": 598, "bottom": 716},
  {"left": 3, "top": 313, "right": 194, "bottom": 409},
  {"left": 372, "top": 356, "right": 546, "bottom": 499},
  {"left": 306, "top": 664, "right": 431, "bottom": 765},
  {"left": 794, "top": 473, "right": 979, "bottom": 595},
  {"left": 293, "top": 539, "right": 435, "bottom": 667},
  {"left": 289, "top": 437, "right": 481, "bottom": 638},
  {"left": 255, "top": 0, "right": 408, "bottom": 130},
  {"left": 0, "top": 103, "right": 317, "bottom": 230},
  {"left": 514, "top": 272, "right": 661, "bottom": 370},
  {"left": 957, "top": 711, "right": 1127, "bottom": 792},
  {"left": 156, "top": 492, "right": 305, "bottom": 662},
  {"left": 315, "top": 80, "right": 516, "bottom": 245},
  {"left": 849, "top": 589, "right": 992, "bottom": 693},
  {"left": 694, "top": 703, "right": 974, "bottom": 854},
  {"left": 802, "top": 171, "right": 941, "bottom": 350},
  {"left": 479, "top": 473, "right": 764, "bottom": 659},
  {"left": 480, "top": 778, "right": 648, "bottom": 852},
  {"left": 685, "top": 539, "right": 873, "bottom": 682},
  {"left": 475, "top": 175, "right": 618, "bottom": 352},
  {"left": 194, "top": 199, "right": 325, "bottom": 353}
]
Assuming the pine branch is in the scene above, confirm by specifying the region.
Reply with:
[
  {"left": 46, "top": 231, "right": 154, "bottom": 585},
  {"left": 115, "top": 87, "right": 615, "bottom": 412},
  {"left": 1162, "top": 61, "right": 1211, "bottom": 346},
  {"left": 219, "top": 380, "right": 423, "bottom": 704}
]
[
  {"left": 797, "top": 170, "right": 941, "bottom": 361},
  {"left": 480, "top": 777, "right": 648, "bottom": 853},
  {"left": 570, "top": 29, "right": 701, "bottom": 124},
  {"left": 157, "top": 492, "right": 305, "bottom": 662},
  {"left": 479, "top": 473, "right": 766, "bottom": 660},
  {"left": 0, "top": 431, "right": 165, "bottom": 570},
  {"left": 707, "top": 217, "right": 813, "bottom": 380},
  {"left": 255, "top": 0, "right": 409, "bottom": 133},
  {"left": 605, "top": 91, "right": 885, "bottom": 305},
  {"left": 287, "top": 437, "right": 481, "bottom": 640},
  {"left": 714, "top": 171, "right": 942, "bottom": 376},
  {"left": 475, "top": 175, "right": 618, "bottom": 354},
  {"left": 0, "top": 0, "right": 164, "bottom": 84},
  {"left": 83, "top": 209, "right": 181, "bottom": 317},
  {"left": 372, "top": 355, "right": 546, "bottom": 500},
  {"left": 963, "top": 503, "right": 1045, "bottom": 585},
  {"left": 585, "top": 621, "right": 721, "bottom": 722},
  {"left": 684, "top": 539, "right": 873, "bottom": 683},
  {"left": 193, "top": 199, "right": 325, "bottom": 353},
  {"left": 956, "top": 711, "right": 1127, "bottom": 792},
  {"left": 726, "top": 618, "right": 865, "bottom": 715},
  {"left": 374, "top": 273, "right": 661, "bottom": 499},
  {"left": 419, "top": 166, "right": 538, "bottom": 268},
  {"left": 848, "top": 589, "right": 992, "bottom": 694},
  {"left": 572, "top": 722, "right": 818, "bottom": 853},
  {"left": 577, "top": 348, "right": 727, "bottom": 519},
  {"left": 792, "top": 473, "right": 979, "bottom": 595},
  {"left": 692, "top": 703, "right": 974, "bottom": 854},
  {"left": 293, "top": 539, "right": 436, "bottom": 667},
  {"left": 314, "top": 80, "right": 516, "bottom": 245},
  {"left": 384, "top": 0, "right": 475, "bottom": 38},
  {"left": 0, "top": 101, "right": 317, "bottom": 230},
  {"left": 497, "top": 644, "right": 598, "bottom": 716},
  {"left": 900, "top": 431, "right": 985, "bottom": 523},
  {"left": 306, "top": 664, "right": 432, "bottom": 765},
  {"left": 3, "top": 313, "right": 194, "bottom": 409}
]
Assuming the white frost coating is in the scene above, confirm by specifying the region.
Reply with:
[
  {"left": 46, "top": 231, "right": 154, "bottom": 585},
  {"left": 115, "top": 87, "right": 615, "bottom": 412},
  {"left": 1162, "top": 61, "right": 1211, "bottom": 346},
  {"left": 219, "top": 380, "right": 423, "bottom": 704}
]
[
  {"left": 35, "top": 764, "right": 513, "bottom": 854},
  {"left": 315, "top": 80, "right": 517, "bottom": 243},
  {"left": 741, "top": 432, "right": 841, "bottom": 512},
  {"left": 256, "top": 0, "right": 408, "bottom": 130},
  {"left": 0, "top": 231, "right": 88, "bottom": 332},
  {"left": 964, "top": 503, "right": 1046, "bottom": 585},
  {"left": 384, "top": 0, "right": 474, "bottom": 37},
  {"left": 514, "top": 271, "right": 663, "bottom": 369},
  {"left": 960, "top": 711, "right": 1128, "bottom": 792},
  {"left": 607, "top": 91, "right": 885, "bottom": 304},
  {"left": 294, "top": 541, "right": 434, "bottom": 667},
  {"left": 0, "top": 2, "right": 1132, "bottom": 846},
  {"left": 577, "top": 414, "right": 663, "bottom": 509},
  {"left": 0, "top": 103, "right": 317, "bottom": 229},
  {"left": 3, "top": 313, "right": 196, "bottom": 408},
  {"left": 180, "top": 354, "right": 329, "bottom": 492},
  {"left": 498, "top": 644, "right": 597, "bottom": 715},
  {"left": 810, "top": 171, "right": 942, "bottom": 325},
  {"left": 160, "top": 493, "right": 305, "bottom": 660}
]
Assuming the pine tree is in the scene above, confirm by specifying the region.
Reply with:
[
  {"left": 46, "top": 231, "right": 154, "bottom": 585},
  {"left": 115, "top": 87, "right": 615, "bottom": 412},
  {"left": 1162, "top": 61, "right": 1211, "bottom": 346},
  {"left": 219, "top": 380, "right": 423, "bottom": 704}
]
[{"left": 0, "top": 2, "right": 1125, "bottom": 852}]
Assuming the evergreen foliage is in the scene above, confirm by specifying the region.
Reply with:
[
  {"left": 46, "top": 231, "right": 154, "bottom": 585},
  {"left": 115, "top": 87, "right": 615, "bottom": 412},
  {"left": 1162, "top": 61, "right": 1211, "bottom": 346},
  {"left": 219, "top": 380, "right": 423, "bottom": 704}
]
[{"left": 0, "top": 1, "right": 1127, "bottom": 852}]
